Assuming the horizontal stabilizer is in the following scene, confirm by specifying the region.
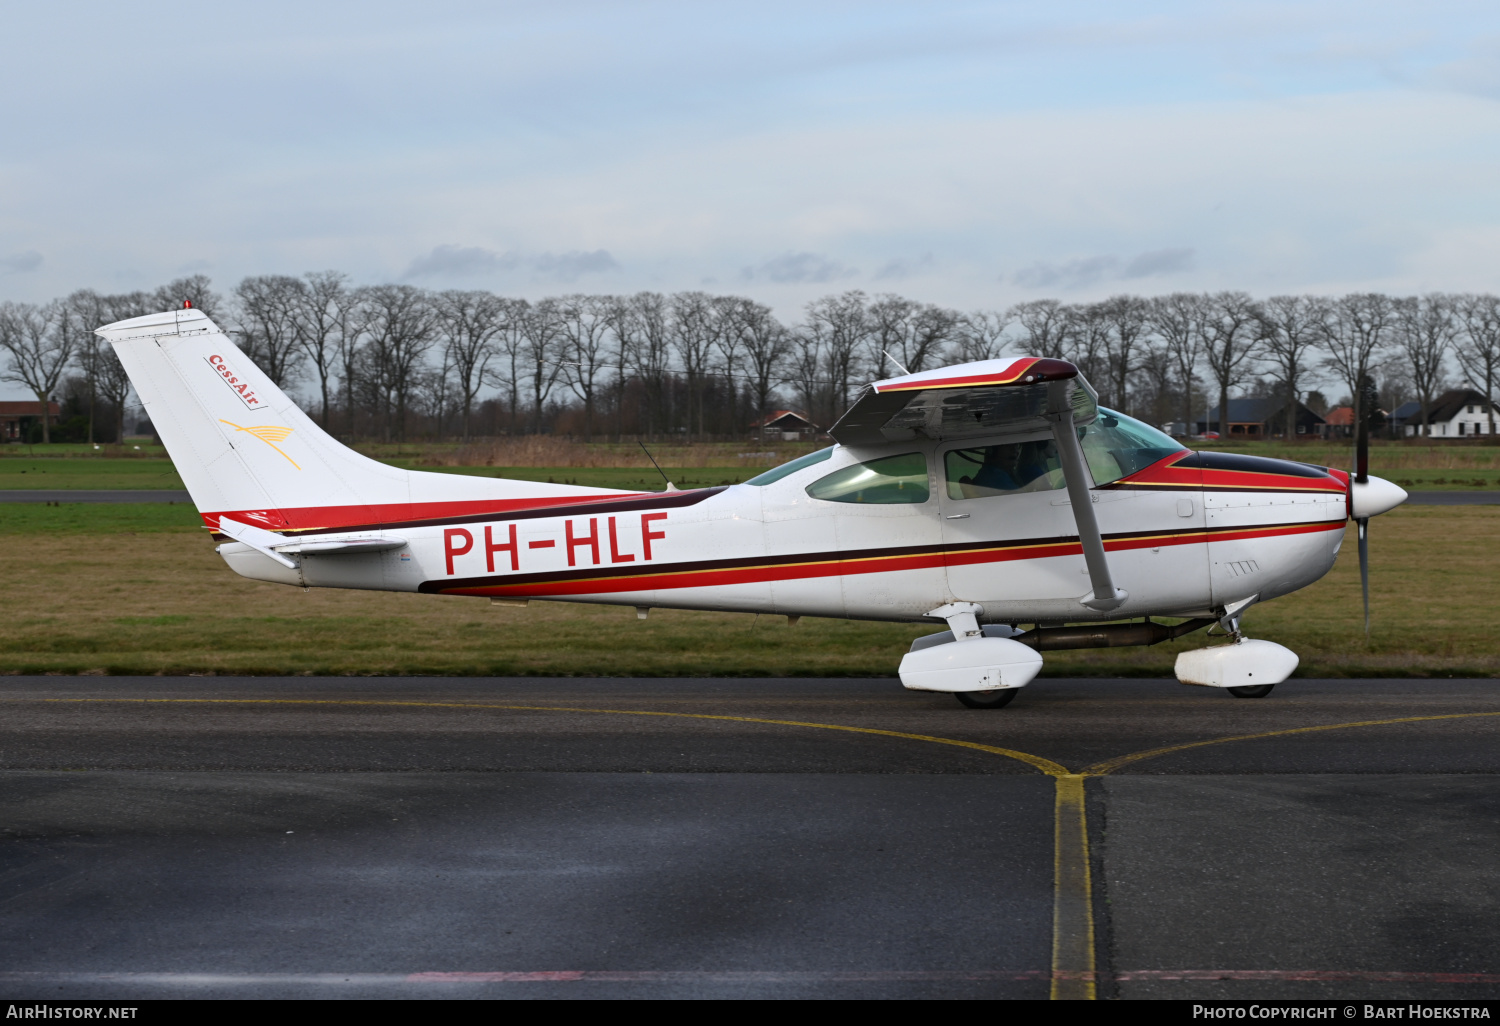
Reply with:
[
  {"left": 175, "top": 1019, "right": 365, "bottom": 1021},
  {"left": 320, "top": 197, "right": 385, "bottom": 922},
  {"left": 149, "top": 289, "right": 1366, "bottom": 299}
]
[{"left": 217, "top": 517, "right": 298, "bottom": 569}]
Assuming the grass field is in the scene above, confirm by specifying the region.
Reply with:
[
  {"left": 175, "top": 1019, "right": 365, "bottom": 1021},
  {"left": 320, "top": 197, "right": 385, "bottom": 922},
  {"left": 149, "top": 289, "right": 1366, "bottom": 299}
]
[
  {"left": 0, "top": 502, "right": 1492, "bottom": 677},
  {"left": 5, "top": 435, "right": 1500, "bottom": 490}
]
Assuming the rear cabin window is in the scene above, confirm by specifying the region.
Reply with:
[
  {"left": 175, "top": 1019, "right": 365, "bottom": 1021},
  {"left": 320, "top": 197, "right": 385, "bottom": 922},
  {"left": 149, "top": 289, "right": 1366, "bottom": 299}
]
[{"left": 806, "top": 452, "right": 929, "bottom": 504}]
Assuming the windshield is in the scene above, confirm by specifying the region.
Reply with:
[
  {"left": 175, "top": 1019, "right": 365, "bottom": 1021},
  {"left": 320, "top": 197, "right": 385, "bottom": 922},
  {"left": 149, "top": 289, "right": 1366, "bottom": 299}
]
[
  {"left": 1078, "top": 408, "right": 1186, "bottom": 485},
  {"left": 744, "top": 447, "right": 834, "bottom": 486}
]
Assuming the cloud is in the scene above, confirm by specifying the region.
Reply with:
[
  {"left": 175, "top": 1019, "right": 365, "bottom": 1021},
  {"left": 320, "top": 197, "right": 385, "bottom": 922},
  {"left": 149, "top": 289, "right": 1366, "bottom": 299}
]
[
  {"left": 402, "top": 244, "right": 619, "bottom": 283},
  {"left": 530, "top": 249, "right": 620, "bottom": 281},
  {"left": 741, "top": 251, "right": 855, "bottom": 284},
  {"left": 1122, "top": 247, "right": 1195, "bottom": 278},
  {"left": 1013, "top": 255, "right": 1118, "bottom": 290},
  {"left": 874, "top": 252, "right": 936, "bottom": 280},
  {"left": 1013, "top": 248, "right": 1195, "bottom": 290},
  {"left": 0, "top": 251, "right": 43, "bottom": 274}
]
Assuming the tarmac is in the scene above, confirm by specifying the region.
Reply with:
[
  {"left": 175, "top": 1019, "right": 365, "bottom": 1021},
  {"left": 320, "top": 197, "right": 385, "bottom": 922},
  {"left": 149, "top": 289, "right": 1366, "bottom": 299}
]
[{"left": 0, "top": 674, "right": 1497, "bottom": 1000}]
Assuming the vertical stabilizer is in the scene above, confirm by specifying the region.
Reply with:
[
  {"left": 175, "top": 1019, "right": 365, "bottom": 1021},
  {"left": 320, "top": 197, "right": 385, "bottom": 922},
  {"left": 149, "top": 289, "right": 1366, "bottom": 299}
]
[{"left": 97, "top": 308, "right": 626, "bottom": 532}]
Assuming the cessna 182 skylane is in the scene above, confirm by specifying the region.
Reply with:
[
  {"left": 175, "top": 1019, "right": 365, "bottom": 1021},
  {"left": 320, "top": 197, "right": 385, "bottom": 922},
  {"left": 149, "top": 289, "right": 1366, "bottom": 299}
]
[{"left": 98, "top": 306, "right": 1407, "bottom": 708}]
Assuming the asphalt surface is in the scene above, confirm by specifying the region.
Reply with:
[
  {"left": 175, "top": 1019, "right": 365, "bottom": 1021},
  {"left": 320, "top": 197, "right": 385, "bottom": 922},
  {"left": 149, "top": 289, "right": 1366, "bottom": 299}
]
[{"left": 0, "top": 675, "right": 1497, "bottom": 1001}]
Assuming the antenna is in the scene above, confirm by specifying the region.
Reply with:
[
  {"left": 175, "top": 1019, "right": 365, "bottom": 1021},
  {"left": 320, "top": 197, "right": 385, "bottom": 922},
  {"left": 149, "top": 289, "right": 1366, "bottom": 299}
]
[
  {"left": 881, "top": 350, "right": 912, "bottom": 375},
  {"left": 638, "top": 441, "right": 674, "bottom": 491}
]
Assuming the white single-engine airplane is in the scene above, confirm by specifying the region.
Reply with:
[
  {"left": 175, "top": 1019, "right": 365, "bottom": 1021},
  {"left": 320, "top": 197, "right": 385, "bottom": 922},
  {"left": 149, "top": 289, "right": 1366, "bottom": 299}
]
[{"left": 98, "top": 306, "right": 1406, "bottom": 708}]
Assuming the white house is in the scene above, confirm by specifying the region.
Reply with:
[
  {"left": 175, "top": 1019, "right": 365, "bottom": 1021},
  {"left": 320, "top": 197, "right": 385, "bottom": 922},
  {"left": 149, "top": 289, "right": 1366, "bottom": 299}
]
[{"left": 1395, "top": 389, "right": 1495, "bottom": 438}]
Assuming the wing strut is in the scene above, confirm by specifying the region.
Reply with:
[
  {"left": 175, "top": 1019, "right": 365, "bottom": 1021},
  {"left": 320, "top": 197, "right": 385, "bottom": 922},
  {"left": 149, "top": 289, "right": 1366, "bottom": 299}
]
[{"left": 1047, "top": 382, "right": 1127, "bottom": 612}]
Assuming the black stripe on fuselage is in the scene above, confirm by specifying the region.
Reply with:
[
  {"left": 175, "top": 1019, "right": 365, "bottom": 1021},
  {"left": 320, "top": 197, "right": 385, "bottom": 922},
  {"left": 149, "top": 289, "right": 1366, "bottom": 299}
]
[{"left": 417, "top": 516, "right": 1340, "bottom": 594}]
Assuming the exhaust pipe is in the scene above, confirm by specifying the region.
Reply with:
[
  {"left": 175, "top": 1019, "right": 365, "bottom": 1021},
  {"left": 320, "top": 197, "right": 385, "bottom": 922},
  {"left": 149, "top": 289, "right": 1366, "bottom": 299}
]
[{"left": 1014, "top": 618, "right": 1215, "bottom": 652}]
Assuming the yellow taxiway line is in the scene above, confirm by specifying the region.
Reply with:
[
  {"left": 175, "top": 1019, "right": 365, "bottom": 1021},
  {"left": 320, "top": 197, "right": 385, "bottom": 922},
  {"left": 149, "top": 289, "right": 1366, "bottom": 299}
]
[{"left": 24, "top": 698, "right": 1500, "bottom": 1000}]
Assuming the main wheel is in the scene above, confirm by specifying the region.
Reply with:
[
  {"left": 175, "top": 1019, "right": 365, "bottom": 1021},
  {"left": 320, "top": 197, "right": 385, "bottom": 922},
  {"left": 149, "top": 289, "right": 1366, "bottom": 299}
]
[
  {"left": 955, "top": 688, "right": 1019, "bottom": 709},
  {"left": 1227, "top": 683, "right": 1276, "bottom": 698}
]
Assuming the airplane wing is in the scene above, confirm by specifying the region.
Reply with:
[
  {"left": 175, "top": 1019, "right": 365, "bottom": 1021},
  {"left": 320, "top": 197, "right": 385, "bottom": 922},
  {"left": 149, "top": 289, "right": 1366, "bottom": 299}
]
[
  {"left": 829, "top": 357, "right": 1097, "bottom": 446},
  {"left": 831, "top": 356, "right": 1124, "bottom": 611}
]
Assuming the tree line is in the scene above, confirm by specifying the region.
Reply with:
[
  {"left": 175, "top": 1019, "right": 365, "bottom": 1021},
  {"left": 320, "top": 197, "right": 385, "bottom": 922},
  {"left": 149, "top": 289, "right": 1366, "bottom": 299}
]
[{"left": 2, "top": 273, "right": 1497, "bottom": 444}]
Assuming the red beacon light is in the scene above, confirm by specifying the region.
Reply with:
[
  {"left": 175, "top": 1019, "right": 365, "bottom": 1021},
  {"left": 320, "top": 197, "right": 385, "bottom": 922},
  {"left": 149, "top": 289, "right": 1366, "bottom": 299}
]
[{"left": 182, "top": 301, "right": 193, "bottom": 309}]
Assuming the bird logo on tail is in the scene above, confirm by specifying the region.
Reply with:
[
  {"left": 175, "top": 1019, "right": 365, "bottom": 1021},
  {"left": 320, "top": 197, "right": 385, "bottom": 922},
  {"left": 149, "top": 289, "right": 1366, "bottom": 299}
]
[{"left": 219, "top": 420, "right": 301, "bottom": 469}]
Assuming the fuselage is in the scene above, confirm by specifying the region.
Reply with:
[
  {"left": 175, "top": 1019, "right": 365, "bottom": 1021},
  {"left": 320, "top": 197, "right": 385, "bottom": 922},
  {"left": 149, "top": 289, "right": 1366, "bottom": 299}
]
[{"left": 219, "top": 431, "right": 1351, "bottom": 628}]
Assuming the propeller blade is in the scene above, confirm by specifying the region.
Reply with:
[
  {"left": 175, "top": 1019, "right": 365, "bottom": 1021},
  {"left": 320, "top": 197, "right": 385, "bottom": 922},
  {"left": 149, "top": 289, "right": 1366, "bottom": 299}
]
[{"left": 1357, "top": 516, "right": 1370, "bottom": 635}]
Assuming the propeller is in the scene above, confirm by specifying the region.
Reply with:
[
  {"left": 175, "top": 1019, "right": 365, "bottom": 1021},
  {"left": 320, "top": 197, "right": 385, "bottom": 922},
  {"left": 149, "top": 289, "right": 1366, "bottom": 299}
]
[{"left": 1354, "top": 405, "right": 1370, "bottom": 634}]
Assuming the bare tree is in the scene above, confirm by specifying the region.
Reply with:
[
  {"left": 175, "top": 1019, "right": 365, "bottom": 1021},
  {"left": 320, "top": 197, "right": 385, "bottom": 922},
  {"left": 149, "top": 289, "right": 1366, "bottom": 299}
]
[
  {"left": 352, "top": 285, "right": 436, "bottom": 442},
  {"left": 1321, "top": 293, "right": 1396, "bottom": 440},
  {"left": 96, "top": 292, "right": 156, "bottom": 442},
  {"left": 292, "top": 271, "right": 351, "bottom": 428},
  {"left": 518, "top": 297, "right": 565, "bottom": 434},
  {"left": 1067, "top": 302, "right": 1111, "bottom": 393},
  {"left": 1098, "top": 294, "right": 1150, "bottom": 414},
  {"left": 557, "top": 294, "right": 614, "bottom": 442},
  {"left": 710, "top": 294, "right": 746, "bottom": 435},
  {"left": 669, "top": 291, "right": 720, "bottom": 441},
  {"left": 788, "top": 325, "right": 827, "bottom": 430},
  {"left": 1258, "top": 295, "right": 1326, "bottom": 441},
  {"left": 233, "top": 275, "right": 305, "bottom": 387},
  {"left": 1393, "top": 294, "right": 1458, "bottom": 438},
  {"left": 1149, "top": 293, "right": 1210, "bottom": 435},
  {"left": 954, "top": 309, "right": 1010, "bottom": 364},
  {"left": 57, "top": 291, "right": 108, "bottom": 443},
  {"left": 1009, "top": 299, "right": 1071, "bottom": 359},
  {"left": 722, "top": 297, "right": 789, "bottom": 427},
  {"left": 1134, "top": 340, "right": 1179, "bottom": 429},
  {"left": 152, "top": 275, "right": 222, "bottom": 318},
  {"left": 803, "top": 290, "right": 871, "bottom": 422},
  {"left": 1454, "top": 294, "right": 1500, "bottom": 437},
  {"left": 614, "top": 292, "right": 673, "bottom": 439},
  {"left": 482, "top": 298, "right": 531, "bottom": 435},
  {"left": 867, "top": 294, "right": 959, "bottom": 377},
  {"left": 0, "top": 300, "right": 73, "bottom": 443},
  {"left": 435, "top": 289, "right": 505, "bottom": 441},
  {"left": 1202, "top": 292, "right": 1263, "bottom": 437}
]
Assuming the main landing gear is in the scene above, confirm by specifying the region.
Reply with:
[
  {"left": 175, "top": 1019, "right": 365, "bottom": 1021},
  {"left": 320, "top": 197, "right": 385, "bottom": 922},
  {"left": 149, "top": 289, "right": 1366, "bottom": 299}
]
[
  {"left": 1226, "top": 683, "right": 1276, "bottom": 699},
  {"left": 953, "top": 689, "right": 1020, "bottom": 710}
]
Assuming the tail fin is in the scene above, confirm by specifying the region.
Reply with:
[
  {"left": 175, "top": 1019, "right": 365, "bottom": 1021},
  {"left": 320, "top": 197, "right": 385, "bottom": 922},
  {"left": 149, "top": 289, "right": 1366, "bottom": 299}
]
[{"left": 97, "top": 308, "right": 629, "bottom": 533}]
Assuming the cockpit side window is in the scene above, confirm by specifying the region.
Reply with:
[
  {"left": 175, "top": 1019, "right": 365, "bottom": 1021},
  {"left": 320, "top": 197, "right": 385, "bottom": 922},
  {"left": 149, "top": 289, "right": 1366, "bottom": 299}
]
[{"left": 944, "top": 439, "right": 1066, "bottom": 500}]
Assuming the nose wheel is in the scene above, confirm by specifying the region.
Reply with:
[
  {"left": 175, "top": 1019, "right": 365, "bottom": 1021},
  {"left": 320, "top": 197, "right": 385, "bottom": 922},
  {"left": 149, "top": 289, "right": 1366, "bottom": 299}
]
[
  {"left": 1227, "top": 683, "right": 1276, "bottom": 698},
  {"left": 954, "top": 689, "right": 1019, "bottom": 709}
]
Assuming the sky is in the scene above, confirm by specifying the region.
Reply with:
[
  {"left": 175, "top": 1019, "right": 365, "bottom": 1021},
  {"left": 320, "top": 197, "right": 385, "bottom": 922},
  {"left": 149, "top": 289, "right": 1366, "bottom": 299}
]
[{"left": 2, "top": 0, "right": 1499, "bottom": 323}]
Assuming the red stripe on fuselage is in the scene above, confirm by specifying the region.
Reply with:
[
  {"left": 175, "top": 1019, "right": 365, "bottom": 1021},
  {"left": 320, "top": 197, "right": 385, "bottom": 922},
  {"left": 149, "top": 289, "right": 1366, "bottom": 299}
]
[
  {"left": 1111, "top": 451, "right": 1346, "bottom": 494},
  {"left": 430, "top": 518, "right": 1345, "bottom": 599},
  {"left": 202, "top": 491, "right": 656, "bottom": 533}
]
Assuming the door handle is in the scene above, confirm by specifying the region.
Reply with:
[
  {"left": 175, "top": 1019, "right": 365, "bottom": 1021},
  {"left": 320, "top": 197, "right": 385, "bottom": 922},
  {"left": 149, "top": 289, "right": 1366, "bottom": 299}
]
[{"left": 945, "top": 513, "right": 970, "bottom": 520}]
